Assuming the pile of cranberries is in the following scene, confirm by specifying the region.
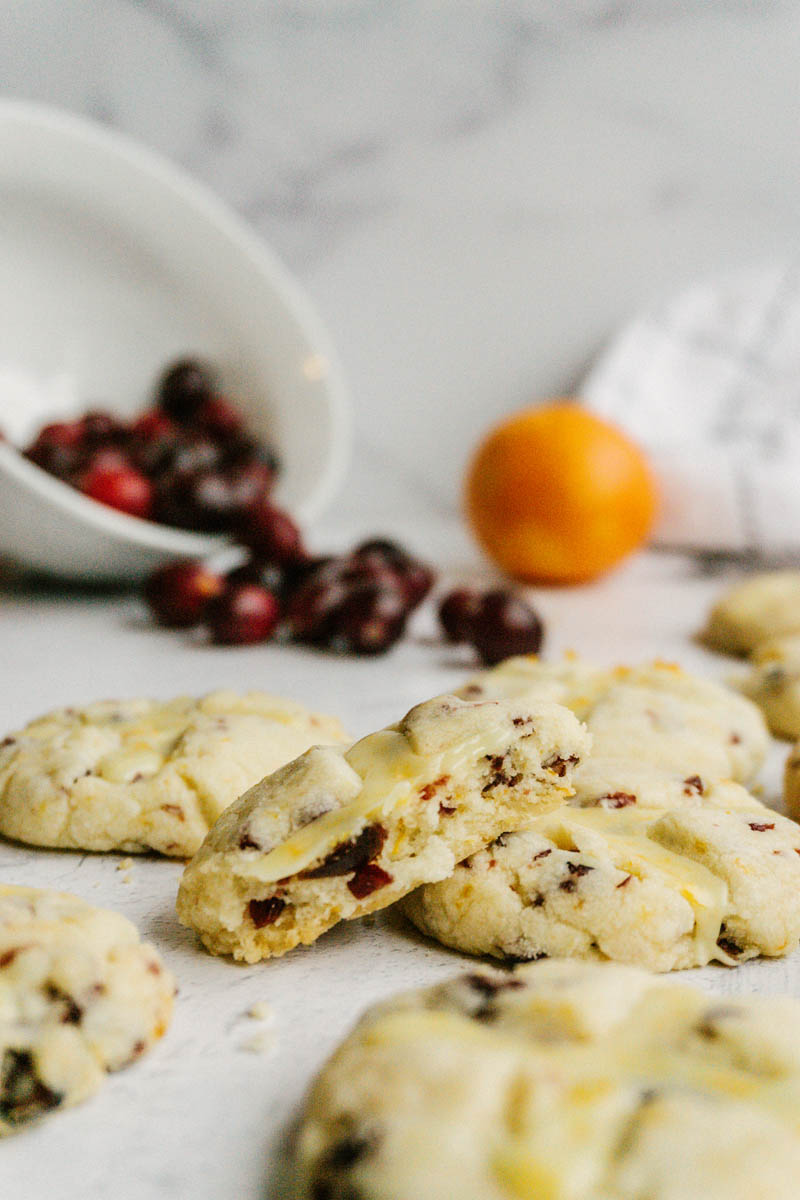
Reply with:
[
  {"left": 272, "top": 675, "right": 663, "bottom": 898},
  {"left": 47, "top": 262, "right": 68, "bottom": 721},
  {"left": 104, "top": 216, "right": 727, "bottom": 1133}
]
[
  {"left": 20, "top": 356, "right": 545, "bottom": 661},
  {"left": 23, "top": 359, "right": 280, "bottom": 532},
  {"left": 145, "top": 535, "right": 435, "bottom": 654}
]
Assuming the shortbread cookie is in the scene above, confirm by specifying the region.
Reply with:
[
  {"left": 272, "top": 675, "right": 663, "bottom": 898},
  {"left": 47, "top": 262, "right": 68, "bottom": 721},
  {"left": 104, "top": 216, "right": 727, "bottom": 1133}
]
[
  {"left": 458, "top": 656, "right": 768, "bottom": 784},
  {"left": 703, "top": 570, "right": 800, "bottom": 655},
  {"left": 0, "top": 884, "right": 174, "bottom": 1135},
  {"left": 295, "top": 960, "right": 800, "bottom": 1200},
  {"left": 741, "top": 634, "right": 800, "bottom": 740},
  {"left": 403, "top": 798, "right": 800, "bottom": 971},
  {"left": 177, "top": 694, "right": 589, "bottom": 962},
  {"left": 0, "top": 691, "right": 349, "bottom": 857}
]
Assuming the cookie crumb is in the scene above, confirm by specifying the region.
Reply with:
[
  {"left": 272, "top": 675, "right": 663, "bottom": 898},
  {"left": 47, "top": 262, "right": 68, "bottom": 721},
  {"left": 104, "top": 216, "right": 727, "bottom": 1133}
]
[
  {"left": 248, "top": 1001, "right": 275, "bottom": 1024},
  {"left": 116, "top": 858, "right": 134, "bottom": 872},
  {"left": 240, "top": 1031, "right": 276, "bottom": 1054}
]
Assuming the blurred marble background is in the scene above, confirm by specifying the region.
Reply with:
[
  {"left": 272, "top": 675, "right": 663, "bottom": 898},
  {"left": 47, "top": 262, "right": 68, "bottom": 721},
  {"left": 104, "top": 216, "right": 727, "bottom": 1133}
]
[{"left": 2, "top": 1, "right": 799, "bottom": 537}]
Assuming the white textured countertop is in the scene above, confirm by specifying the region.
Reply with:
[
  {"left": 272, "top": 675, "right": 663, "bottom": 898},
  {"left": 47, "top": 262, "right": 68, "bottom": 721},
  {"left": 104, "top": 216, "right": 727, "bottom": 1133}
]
[{"left": 2, "top": 3, "right": 800, "bottom": 1197}]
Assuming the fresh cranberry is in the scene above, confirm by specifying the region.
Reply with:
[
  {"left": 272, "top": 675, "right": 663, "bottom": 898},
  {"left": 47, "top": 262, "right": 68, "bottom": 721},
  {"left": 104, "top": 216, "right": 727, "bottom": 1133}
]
[
  {"left": 80, "top": 410, "right": 124, "bottom": 445},
  {"left": 326, "top": 583, "right": 407, "bottom": 655},
  {"left": 225, "top": 557, "right": 285, "bottom": 596},
  {"left": 24, "top": 420, "right": 87, "bottom": 479},
  {"left": 159, "top": 359, "right": 215, "bottom": 423},
  {"left": 353, "top": 538, "right": 408, "bottom": 566},
  {"left": 82, "top": 446, "right": 131, "bottom": 475},
  {"left": 81, "top": 465, "right": 153, "bottom": 519},
  {"left": 239, "top": 497, "right": 306, "bottom": 564},
  {"left": 195, "top": 395, "right": 244, "bottom": 440},
  {"left": 128, "top": 410, "right": 179, "bottom": 474},
  {"left": 284, "top": 575, "right": 350, "bottom": 642},
  {"left": 144, "top": 561, "right": 225, "bottom": 627},
  {"left": 438, "top": 588, "right": 483, "bottom": 642},
  {"left": 354, "top": 538, "right": 434, "bottom": 608},
  {"left": 129, "top": 409, "right": 176, "bottom": 442},
  {"left": 397, "top": 559, "right": 434, "bottom": 608},
  {"left": 223, "top": 435, "right": 281, "bottom": 476},
  {"left": 169, "top": 436, "right": 222, "bottom": 478},
  {"left": 226, "top": 460, "right": 274, "bottom": 511},
  {"left": 151, "top": 474, "right": 198, "bottom": 530},
  {"left": 207, "top": 583, "right": 280, "bottom": 645},
  {"left": 184, "top": 470, "right": 241, "bottom": 532},
  {"left": 469, "top": 590, "right": 544, "bottom": 665},
  {"left": 25, "top": 440, "right": 83, "bottom": 481},
  {"left": 34, "top": 421, "right": 85, "bottom": 449}
]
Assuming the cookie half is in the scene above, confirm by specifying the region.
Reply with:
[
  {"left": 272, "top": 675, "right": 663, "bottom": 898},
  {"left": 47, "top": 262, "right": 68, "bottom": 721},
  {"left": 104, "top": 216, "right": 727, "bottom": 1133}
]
[
  {"left": 0, "top": 690, "right": 349, "bottom": 857},
  {"left": 0, "top": 884, "right": 174, "bottom": 1135},
  {"left": 176, "top": 694, "right": 589, "bottom": 961},
  {"left": 295, "top": 960, "right": 800, "bottom": 1200}
]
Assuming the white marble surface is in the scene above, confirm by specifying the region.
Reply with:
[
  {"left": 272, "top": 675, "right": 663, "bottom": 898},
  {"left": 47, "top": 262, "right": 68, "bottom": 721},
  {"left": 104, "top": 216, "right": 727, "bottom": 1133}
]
[{"left": 2, "top": 3, "right": 800, "bottom": 1197}]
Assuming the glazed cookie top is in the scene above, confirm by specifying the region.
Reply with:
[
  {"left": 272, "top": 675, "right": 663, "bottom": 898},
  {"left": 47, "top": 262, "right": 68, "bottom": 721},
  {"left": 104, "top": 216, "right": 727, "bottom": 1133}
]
[
  {"left": 1, "top": 884, "right": 174, "bottom": 1134},
  {"left": 297, "top": 960, "right": 800, "bottom": 1200},
  {"left": 703, "top": 570, "right": 800, "bottom": 655},
  {"left": 0, "top": 690, "right": 349, "bottom": 857},
  {"left": 458, "top": 656, "right": 768, "bottom": 784}
]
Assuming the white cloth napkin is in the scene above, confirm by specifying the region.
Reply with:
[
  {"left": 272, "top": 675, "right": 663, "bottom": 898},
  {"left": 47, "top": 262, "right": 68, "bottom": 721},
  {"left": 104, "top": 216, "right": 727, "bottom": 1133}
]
[{"left": 581, "top": 262, "right": 800, "bottom": 554}]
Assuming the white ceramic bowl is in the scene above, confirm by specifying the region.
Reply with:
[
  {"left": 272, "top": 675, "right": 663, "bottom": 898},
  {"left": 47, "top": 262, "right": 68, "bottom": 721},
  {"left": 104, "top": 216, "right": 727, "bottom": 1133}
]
[{"left": 0, "top": 101, "right": 350, "bottom": 582}]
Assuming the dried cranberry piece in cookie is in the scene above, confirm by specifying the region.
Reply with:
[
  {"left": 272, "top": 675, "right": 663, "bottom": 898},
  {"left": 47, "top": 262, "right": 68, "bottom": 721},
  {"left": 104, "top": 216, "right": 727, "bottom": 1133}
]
[
  {"left": 302, "top": 824, "right": 387, "bottom": 878},
  {"left": 248, "top": 897, "right": 285, "bottom": 928}
]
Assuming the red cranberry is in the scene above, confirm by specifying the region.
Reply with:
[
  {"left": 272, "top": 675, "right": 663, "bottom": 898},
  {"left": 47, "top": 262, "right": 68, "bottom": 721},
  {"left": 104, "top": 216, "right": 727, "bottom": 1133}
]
[
  {"left": 35, "top": 421, "right": 85, "bottom": 449},
  {"left": 284, "top": 576, "right": 350, "bottom": 642},
  {"left": 129, "top": 409, "right": 176, "bottom": 442},
  {"left": 438, "top": 589, "right": 483, "bottom": 642},
  {"left": 82, "top": 446, "right": 131, "bottom": 475},
  {"left": 159, "top": 359, "right": 215, "bottom": 423},
  {"left": 223, "top": 435, "right": 281, "bottom": 476},
  {"left": 327, "top": 584, "right": 407, "bottom": 656},
  {"left": 225, "top": 557, "right": 285, "bottom": 596},
  {"left": 354, "top": 538, "right": 434, "bottom": 608},
  {"left": 239, "top": 497, "right": 305, "bottom": 564},
  {"left": 81, "top": 465, "right": 153, "bottom": 519},
  {"left": 25, "top": 441, "right": 82, "bottom": 481},
  {"left": 207, "top": 583, "right": 280, "bottom": 645},
  {"left": 169, "top": 436, "right": 222, "bottom": 477},
  {"left": 354, "top": 538, "right": 408, "bottom": 566},
  {"left": 128, "top": 411, "right": 179, "bottom": 474},
  {"left": 469, "top": 590, "right": 544, "bottom": 665},
  {"left": 184, "top": 470, "right": 241, "bottom": 532},
  {"left": 397, "top": 560, "right": 434, "bottom": 608},
  {"left": 144, "top": 561, "right": 225, "bottom": 627},
  {"left": 195, "top": 395, "right": 244, "bottom": 439},
  {"left": 80, "top": 410, "right": 124, "bottom": 445},
  {"left": 226, "top": 460, "right": 274, "bottom": 511}
]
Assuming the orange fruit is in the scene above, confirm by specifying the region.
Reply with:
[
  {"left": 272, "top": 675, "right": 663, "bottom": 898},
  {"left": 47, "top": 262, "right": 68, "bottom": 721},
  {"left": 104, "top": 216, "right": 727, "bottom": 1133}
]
[{"left": 465, "top": 401, "right": 658, "bottom": 585}]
